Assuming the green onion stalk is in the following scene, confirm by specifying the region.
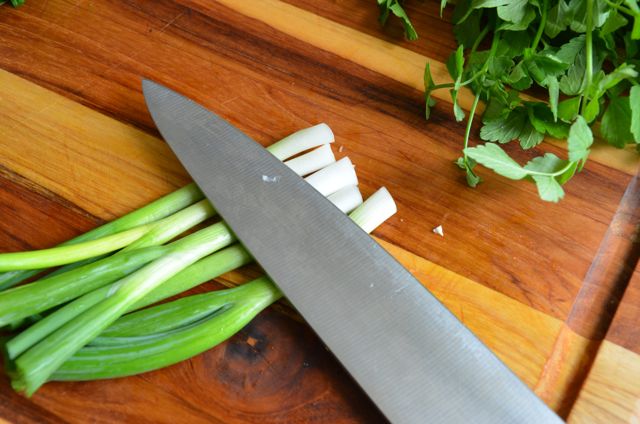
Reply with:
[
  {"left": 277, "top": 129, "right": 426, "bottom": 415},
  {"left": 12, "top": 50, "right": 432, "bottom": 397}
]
[
  {"left": 0, "top": 148, "right": 352, "bottom": 331},
  {"left": 0, "top": 124, "right": 335, "bottom": 291},
  {"left": 0, "top": 124, "right": 338, "bottom": 328},
  {"left": 1, "top": 125, "right": 395, "bottom": 396},
  {"left": 5, "top": 165, "right": 362, "bottom": 378},
  {"left": 9, "top": 175, "right": 366, "bottom": 395},
  {"left": 35, "top": 187, "right": 396, "bottom": 384},
  {"left": 4, "top": 182, "right": 365, "bottom": 360}
]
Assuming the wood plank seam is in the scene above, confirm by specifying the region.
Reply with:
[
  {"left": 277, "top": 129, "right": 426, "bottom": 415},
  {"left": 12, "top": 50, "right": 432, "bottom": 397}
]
[
  {"left": 0, "top": 165, "right": 101, "bottom": 229},
  {"left": 537, "top": 171, "right": 640, "bottom": 417}
]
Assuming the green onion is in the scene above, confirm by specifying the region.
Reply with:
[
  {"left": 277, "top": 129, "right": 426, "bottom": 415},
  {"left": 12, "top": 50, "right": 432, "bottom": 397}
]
[
  {"left": 5, "top": 178, "right": 361, "bottom": 358},
  {"left": 4, "top": 244, "right": 252, "bottom": 359},
  {"left": 2, "top": 124, "right": 399, "bottom": 398},
  {"left": 0, "top": 183, "right": 204, "bottom": 290},
  {"left": 327, "top": 185, "right": 364, "bottom": 214},
  {"left": 49, "top": 277, "right": 280, "bottom": 381},
  {"left": 46, "top": 187, "right": 396, "bottom": 382},
  {"left": 0, "top": 246, "right": 170, "bottom": 328},
  {"left": 304, "top": 157, "right": 357, "bottom": 196},
  {"left": 1, "top": 141, "right": 340, "bottom": 328},
  {"left": 0, "top": 225, "right": 153, "bottom": 272},
  {"left": 283, "top": 144, "right": 335, "bottom": 176},
  {"left": 0, "top": 124, "right": 333, "bottom": 290},
  {"left": 97, "top": 279, "right": 266, "bottom": 341},
  {"left": 13, "top": 222, "right": 236, "bottom": 395},
  {"left": 347, "top": 187, "right": 397, "bottom": 233},
  {"left": 267, "top": 123, "right": 334, "bottom": 161},
  {"left": 9, "top": 155, "right": 358, "bottom": 394}
]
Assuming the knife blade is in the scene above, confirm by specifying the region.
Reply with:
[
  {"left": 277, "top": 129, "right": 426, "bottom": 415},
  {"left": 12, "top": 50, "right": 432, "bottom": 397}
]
[{"left": 142, "top": 80, "right": 562, "bottom": 424}]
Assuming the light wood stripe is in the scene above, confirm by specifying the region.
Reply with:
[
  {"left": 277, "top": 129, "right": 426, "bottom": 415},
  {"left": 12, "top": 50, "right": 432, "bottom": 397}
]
[
  {"left": 0, "top": 68, "right": 561, "bottom": 388},
  {"left": 208, "top": 0, "right": 639, "bottom": 174},
  {"left": 568, "top": 341, "right": 640, "bottom": 423},
  {"left": 0, "top": 70, "right": 189, "bottom": 221},
  {"left": 377, "top": 238, "right": 561, "bottom": 387},
  {"left": 207, "top": 0, "right": 452, "bottom": 102}
]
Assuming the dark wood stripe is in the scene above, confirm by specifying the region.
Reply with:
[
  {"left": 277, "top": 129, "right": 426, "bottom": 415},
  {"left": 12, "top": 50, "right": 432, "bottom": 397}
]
[
  {"left": 567, "top": 171, "right": 640, "bottom": 341},
  {"left": 0, "top": 375, "right": 67, "bottom": 424},
  {"left": 0, "top": 166, "right": 101, "bottom": 252},
  {"left": 605, "top": 268, "right": 640, "bottom": 354},
  {"left": 280, "top": 0, "right": 457, "bottom": 62}
]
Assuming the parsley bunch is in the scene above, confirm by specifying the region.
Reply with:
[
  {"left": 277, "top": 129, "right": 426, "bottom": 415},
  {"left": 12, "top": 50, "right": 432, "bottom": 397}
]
[{"left": 379, "top": 0, "right": 640, "bottom": 201}]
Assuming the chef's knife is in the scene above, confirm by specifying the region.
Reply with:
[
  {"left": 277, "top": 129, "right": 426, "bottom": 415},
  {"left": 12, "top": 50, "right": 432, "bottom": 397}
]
[{"left": 142, "top": 80, "right": 562, "bottom": 424}]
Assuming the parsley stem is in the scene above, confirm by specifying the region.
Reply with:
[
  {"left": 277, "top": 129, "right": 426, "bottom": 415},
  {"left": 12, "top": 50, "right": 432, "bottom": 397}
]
[
  {"left": 603, "top": 0, "right": 636, "bottom": 16},
  {"left": 461, "top": 32, "right": 500, "bottom": 87},
  {"left": 531, "top": 0, "right": 549, "bottom": 50},
  {"left": 463, "top": 89, "right": 482, "bottom": 166},
  {"left": 470, "top": 25, "right": 490, "bottom": 55},
  {"left": 582, "top": 0, "right": 594, "bottom": 115},
  {"left": 526, "top": 162, "right": 575, "bottom": 177},
  {"left": 431, "top": 82, "right": 455, "bottom": 90}
]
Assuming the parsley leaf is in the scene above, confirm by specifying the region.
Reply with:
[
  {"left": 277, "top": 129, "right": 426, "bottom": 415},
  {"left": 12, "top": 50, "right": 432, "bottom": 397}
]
[
  {"left": 456, "top": 157, "right": 481, "bottom": 187},
  {"left": 454, "top": 8, "right": 482, "bottom": 46},
  {"left": 480, "top": 106, "right": 544, "bottom": 148},
  {"left": 567, "top": 116, "right": 593, "bottom": 167},
  {"left": 528, "top": 103, "right": 571, "bottom": 138},
  {"left": 505, "top": 61, "right": 533, "bottom": 90},
  {"left": 464, "top": 143, "right": 530, "bottom": 179},
  {"left": 557, "top": 97, "right": 581, "bottom": 122},
  {"left": 525, "top": 154, "right": 578, "bottom": 202},
  {"left": 560, "top": 46, "right": 587, "bottom": 95},
  {"left": 423, "top": 63, "right": 437, "bottom": 120},
  {"left": 497, "top": 0, "right": 529, "bottom": 24},
  {"left": 556, "top": 35, "right": 586, "bottom": 64},
  {"left": 481, "top": 108, "right": 528, "bottom": 144},
  {"left": 545, "top": 0, "right": 573, "bottom": 37},
  {"left": 545, "top": 75, "right": 560, "bottom": 121},
  {"left": 518, "top": 122, "right": 545, "bottom": 149},
  {"left": 601, "top": 9, "right": 628, "bottom": 36},
  {"left": 525, "top": 153, "right": 577, "bottom": 184},
  {"left": 600, "top": 96, "right": 633, "bottom": 147},
  {"left": 374, "top": 0, "right": 640, "bottom": 202},
  {"left": 530, "top": 175, "right": 565, "bottom": 202}
]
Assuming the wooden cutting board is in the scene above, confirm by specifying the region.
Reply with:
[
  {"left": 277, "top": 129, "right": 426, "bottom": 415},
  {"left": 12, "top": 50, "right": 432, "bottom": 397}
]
[{"left": 1, "top": 0, "right": 639, "bottom": 422}]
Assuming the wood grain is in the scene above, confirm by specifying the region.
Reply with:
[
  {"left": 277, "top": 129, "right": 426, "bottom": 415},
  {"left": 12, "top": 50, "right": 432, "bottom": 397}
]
[
  {"left": 29, "top": 309, "right": 387, "bottom": 423},
  {"left": 0, "top": 67, "right": 571, "bottom": 421},
  {"left": 568, "top": 342, "right": 640, "bottom": 423},
  {"left": 567, "top": 254, "right": 640, "bottom": 422},
  {"left": 532, "top": 172, "right": 640, "bottom": 419},
  {"left": 1, "top": 0, "right": 640, "bottom": 421},
  {"left": 0, "top": 68, "right": 563, "bottom": 385},
  {"left": 566, "top": 173, "right": 640, "bottom": 340},
  {"left": 535, "top": 326, "right": 600, "bottom": 417},
  {"left": 282, "top": 0, "right": 458, "bottom": 62},
  {"left": 206, "top": 0, "right": 640, "bottom": 174},
  {"left": 0, "top": 2, "right": 632, "bottom": 320},
  {"left": 606, "top": 273, "right": 640, "bottom": 354}
]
